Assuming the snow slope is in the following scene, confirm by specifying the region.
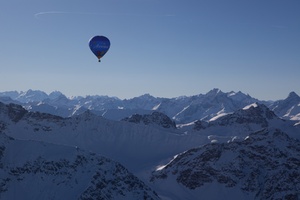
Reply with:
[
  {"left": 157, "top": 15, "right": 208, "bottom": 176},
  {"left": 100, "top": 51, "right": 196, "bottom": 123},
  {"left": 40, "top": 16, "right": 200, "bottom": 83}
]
[
  {"left": 0, "top": 132, "right": 160, "bottom": 200},
  {"left": 0, "top": 103, "right": 207, "bottom": 173}
]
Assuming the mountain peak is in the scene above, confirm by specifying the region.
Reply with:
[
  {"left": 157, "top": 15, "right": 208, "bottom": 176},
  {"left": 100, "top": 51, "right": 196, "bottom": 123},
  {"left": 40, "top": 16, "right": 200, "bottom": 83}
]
[
  {"left": 138, "top": 93, "right": 155, "bottom": 99},
  {"left": 206, "top": 88, "right": 222, "bottom": 96},
  {"left": 240, "top": 102, "right": 277, "bottom": 120},
  {"left": 228, "top": 91, "right": 253, "bottom": 100},
  {"left": 49, "top": 91, "right": 64, "bottom": 99},
  {"left": 287, "top": 91, "right": 300, "bottom": 100},
  {"left": 16, "top": 90, "right": 48, "bottom": 103}
]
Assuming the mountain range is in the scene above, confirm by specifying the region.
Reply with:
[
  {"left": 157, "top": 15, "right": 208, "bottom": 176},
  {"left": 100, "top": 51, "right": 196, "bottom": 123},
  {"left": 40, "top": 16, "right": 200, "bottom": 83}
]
[
  {"left": 0, "top": 89, "right": 300, "bottom": 124},
  {"left": 0, "top": 89, "right": 300, "bottom": 199}
]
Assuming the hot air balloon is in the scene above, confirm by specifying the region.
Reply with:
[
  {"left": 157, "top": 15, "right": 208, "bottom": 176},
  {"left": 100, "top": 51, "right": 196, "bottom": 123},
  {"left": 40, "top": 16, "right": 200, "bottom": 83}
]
[{"left": 89, "top": 35, "right": 110, "bottom": 62}]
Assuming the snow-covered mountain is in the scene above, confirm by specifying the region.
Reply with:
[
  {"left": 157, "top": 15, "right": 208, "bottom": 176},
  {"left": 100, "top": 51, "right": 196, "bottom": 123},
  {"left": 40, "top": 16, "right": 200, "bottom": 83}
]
[
  {"left": 178, "top": 102, "right": 298, "bottom": 144},
  {"left": 156, "top": 89, "right": 259, "bottom": 123},
  {"left": 269, "top": 91, "right": 300, "bottom": 121},
  {"left": 0, "top": 132, "right": 160, "bottom": 200},
  {"left": 0, "top": 102, "right": 207, "bottom": 173},
  {"left": 150, "top": 128, "right": 300, "bottom": 200},
  {"left": 1, "top": 97, "right": 300, "bottom": 199},
  {"left": 0, "top": 89, "right": 299, "bottom": 124},
  {"left": 15, "top": 89, "right": 49, "bottom": 103}
]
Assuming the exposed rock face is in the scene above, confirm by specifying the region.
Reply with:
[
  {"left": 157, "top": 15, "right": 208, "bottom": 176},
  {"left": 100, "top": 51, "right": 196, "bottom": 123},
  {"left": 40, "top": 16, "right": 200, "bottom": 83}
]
[
  {"left": 0, "top": 103, "right": 27, "bottom": 122},
  {"left": 122, "top": 111, "right": 177, "bottom": 129}
]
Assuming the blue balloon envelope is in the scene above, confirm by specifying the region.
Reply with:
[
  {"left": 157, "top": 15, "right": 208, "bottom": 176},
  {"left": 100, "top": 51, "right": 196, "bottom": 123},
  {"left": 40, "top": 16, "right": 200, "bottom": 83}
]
[{"left": 89, "top": 36, "right": 110, "bottom": 62}]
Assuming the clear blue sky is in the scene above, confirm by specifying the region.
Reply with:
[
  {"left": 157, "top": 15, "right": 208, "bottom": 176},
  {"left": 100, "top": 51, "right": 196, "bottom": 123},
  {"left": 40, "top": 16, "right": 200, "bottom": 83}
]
[{"left": 0, "top": 0, "right": 299, "bottom": 100}]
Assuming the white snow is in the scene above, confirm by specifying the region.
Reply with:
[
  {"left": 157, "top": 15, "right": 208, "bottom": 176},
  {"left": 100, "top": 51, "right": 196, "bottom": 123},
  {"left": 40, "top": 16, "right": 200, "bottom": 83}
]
[
  {"left": 209, "top": 112, "right": 228, "bottom": 121},
  {"left": 227, "top": 92, "right": 236, "bottom": 97},
  {"left": 243, "top": 103, "right": 258, "bottom": 110},
  {"left": 152, "top": 103, "right": 161, "bottom": 110},
  {"left": 1, "top": 89, "right": 300, "bottom": 200},
  {"left": 283, "top": 106, "right": 295, "bottom": 117},
  {"left": 156, "top": 155, "right": 179, "bottom": 171},
  {"left": 0, "top": 134, "right": 159, "bottom": 200},
  {"left": 4, "top": 113, "right": 207, "bottom": 173}
]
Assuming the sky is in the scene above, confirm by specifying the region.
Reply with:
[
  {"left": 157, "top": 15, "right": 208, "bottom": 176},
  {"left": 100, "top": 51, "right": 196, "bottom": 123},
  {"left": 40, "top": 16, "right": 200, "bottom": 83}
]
[{"left": 0, "top": 0, "right": 299, "bottom": 101}]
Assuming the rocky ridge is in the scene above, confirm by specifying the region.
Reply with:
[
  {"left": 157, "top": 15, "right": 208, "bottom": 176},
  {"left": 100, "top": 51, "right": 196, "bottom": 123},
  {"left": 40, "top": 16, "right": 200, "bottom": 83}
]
[
  {"left": 194, "top": 103, "right": 279, "bottom": 131},
  {"left": 122, "top": 111, "right": 177, "bottom": 129}
]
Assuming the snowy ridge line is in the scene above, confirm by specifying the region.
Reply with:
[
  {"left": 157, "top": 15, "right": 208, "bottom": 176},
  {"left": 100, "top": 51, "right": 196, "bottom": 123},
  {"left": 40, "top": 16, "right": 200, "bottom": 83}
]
[{"left": 1, "top": 89, "right": 299, "bottom": 123}]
